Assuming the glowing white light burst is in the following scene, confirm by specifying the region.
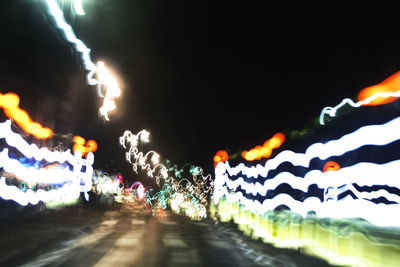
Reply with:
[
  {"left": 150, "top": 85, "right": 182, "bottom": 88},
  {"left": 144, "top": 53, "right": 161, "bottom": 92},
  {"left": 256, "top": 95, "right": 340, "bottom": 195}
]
[
  {"left": 73, "top": 0, "right": 86, "bottom": 15},
  {"left": 44, "top": 0, "right": 121, "bottom": 121}
]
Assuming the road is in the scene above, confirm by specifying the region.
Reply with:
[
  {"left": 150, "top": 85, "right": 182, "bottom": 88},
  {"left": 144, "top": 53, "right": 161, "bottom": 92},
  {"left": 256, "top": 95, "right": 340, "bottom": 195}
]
[{"left": 0, "top": 202, "right": 334, "bottom": 267}]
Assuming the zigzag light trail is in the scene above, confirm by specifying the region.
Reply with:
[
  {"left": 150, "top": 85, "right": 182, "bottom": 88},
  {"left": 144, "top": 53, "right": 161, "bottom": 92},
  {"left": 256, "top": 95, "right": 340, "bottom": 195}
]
[
  {"left": 217, "top": 160, "right": 400, "bottom": 197},
  {"left": 0, "top": 177, "right": 80, "bottom": 206}
]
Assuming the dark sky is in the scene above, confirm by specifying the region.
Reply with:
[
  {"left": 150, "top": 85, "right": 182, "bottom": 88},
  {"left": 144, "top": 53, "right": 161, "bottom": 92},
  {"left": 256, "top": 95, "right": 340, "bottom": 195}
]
[{"left": 1, "top": 1, "right": 400, "bottom": 181}]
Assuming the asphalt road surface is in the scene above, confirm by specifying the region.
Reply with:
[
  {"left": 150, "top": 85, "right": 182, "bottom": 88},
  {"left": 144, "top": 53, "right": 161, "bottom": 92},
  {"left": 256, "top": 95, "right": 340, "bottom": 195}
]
[{"left": 0, "top": 202, "right": 335, "bottom": 267}]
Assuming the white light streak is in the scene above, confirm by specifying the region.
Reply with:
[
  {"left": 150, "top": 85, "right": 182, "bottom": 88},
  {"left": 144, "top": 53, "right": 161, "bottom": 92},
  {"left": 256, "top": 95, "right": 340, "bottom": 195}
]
[
  {"left": 0, "top": 177, "right": 80, "bottom": 206},
  {"left": 319, "top": 90, "right": 400, "bottom": 125},
  {"left": 0, "top": 120, "right": 75, "bottom": 164},
  {"left": 44, "top": 0, "right": 121, "bottom": 121},
  {"left": 216, "top": 160, "right": 400, "bottom": 203}
]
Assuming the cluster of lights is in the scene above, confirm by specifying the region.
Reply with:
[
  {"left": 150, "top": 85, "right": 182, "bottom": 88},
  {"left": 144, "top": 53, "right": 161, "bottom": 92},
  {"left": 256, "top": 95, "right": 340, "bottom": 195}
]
[
  {"left": 120, "top": 130, "right": 168, "bottom": 181},
  {"left": 170, "top": 192, "right": 207, "bottom": 220},
  {"left": 214, "top": 116, "right": 400, "bottom": 227},
  {"left": 43, "top": 0, "right": 121, "bottom": 121},
  {"left": 120, "top": 129, "right": 213, "bottom": 219},
  {"left": 73, "top": 136, "right": 98, "bottom": 158},
  {"left": 92, "top": 170, "right": 124, "bottom": 197},
  {"left": 320, "top": 70, "right": 400, "bottom": 125}
]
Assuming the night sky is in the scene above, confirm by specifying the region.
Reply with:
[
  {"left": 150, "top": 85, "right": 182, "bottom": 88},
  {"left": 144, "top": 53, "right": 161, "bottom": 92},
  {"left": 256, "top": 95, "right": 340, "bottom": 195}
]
[{"left": 1, "top": 1, "right": 400, "bottom": 182}]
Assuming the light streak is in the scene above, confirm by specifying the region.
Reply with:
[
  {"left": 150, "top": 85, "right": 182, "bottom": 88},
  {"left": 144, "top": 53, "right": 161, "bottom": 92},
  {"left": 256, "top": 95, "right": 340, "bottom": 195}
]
[
  {"left": 242, "top": 132, "right": 285, "bottom": 161},
  {"left": 0, "top": 92, "right": 53, "bottom": 139},
  {"left": 0, "top": 177, "right": 80, "bottom": 206},
  {"left": 216, "top": 115, "right": 400, "bottom": 179},
  {"left": 320, "top": 71, "right": 400, "bottom": 125},
  {"left": 0, "top": 148, "right": 79, "bottom": 184},
  {"left": 358, "top": 70, "right": 400, "bottom": 106},
  {"left": 0, "top": 120, "right": 74, "bottom": 163},
  {"left": 43, "top": 0, "right": 121, "bottom": 121},
  {"left": 216, "top": 160, "right": 400, "bottom": 203}
]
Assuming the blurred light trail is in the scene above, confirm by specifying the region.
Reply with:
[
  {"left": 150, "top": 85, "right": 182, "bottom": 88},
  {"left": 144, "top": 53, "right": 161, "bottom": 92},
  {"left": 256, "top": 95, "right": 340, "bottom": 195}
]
[
  {"left": 216, "top": 160, "right": 400, "bottom": 203},
  {"left": 320, "top": 71, "right": 400, "bottom": 125},
  {"left": 241, "top": 132, "right": 285, "bottom": 161},
  {"left": 0, "top": 120, "right": 73, "bottom": 163},
  {"left": 358, "top": 71, "right": 400, "bottom": 106},
  {"left": 0, "top": 92, "right": 53, "bottom": 139},
  {"left": 0, "top": 177, "right": 80, "bottom": 206},
  {"left": 43, "top": 0, "right": 121, "bottom": 121}
]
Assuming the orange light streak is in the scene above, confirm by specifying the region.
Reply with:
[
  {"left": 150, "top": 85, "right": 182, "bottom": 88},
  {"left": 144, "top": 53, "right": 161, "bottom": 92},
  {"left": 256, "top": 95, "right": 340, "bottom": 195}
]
[
  {"left": 242, "top": 133, "right": 285, "bottom": 161},
  {"left": 358, "top": 71, "right": 400, "bottom": 106},
  {"left": 0, "top": 93, "right": 53, "bottom": 139}
]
